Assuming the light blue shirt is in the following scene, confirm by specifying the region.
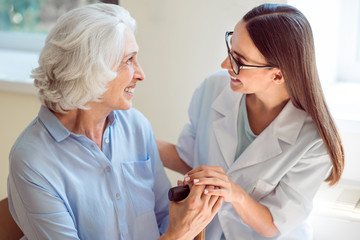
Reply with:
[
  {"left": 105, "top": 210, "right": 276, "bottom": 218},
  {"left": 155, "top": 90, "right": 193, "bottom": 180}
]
[{"left": 8, "top": 106, "right": 171, "bottom": 240}]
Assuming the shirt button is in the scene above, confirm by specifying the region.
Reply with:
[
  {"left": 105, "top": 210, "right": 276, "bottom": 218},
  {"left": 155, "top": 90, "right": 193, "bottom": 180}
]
[
  {"left": 115, "top": 193, "right": 121, "bottom": 200},
  {"left": 104, "top": 138, "right": 109, "bottom": 144},
  {"left": 105, "top": 166, "right": 111, "bottom": 172}
]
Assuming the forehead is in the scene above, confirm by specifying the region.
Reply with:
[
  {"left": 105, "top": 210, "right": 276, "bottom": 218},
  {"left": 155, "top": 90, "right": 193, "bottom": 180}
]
[
  {"left": 124, "top": 29, "right": 139, "bottom": 53},
  {"left": 232, "top": 21, "right": 266, "bottom": 63}
]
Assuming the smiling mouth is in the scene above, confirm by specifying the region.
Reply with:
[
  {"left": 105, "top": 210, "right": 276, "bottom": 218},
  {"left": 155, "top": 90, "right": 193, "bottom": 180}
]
[
  {"left": 124, "top": 87, "right": 134, "bottom": 93},
  {"left": 230, "top": 76, "right": 240, "bottom": 81}
]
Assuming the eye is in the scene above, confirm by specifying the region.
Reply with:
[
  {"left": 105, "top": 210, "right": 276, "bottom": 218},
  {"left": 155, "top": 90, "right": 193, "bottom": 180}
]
[
  {"left": 235, "top": 56, "right": 245, "bottom": 65},
  {"left": 126, "top": 56, "right": 134, "bottom": 65}
]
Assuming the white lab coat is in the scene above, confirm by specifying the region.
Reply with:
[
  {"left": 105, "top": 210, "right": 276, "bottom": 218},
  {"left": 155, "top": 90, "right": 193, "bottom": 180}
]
[{"left": 176, "top": 70, "right": 332, "bottom": 240}]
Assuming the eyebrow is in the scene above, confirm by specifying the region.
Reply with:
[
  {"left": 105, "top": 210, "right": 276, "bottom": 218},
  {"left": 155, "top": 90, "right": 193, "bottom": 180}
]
[
  {"left": 123, "top": 51, "right": 138, "bottom": 58},
  {"left": 232, "top": 50, "right": 248, "bottom": 62}
]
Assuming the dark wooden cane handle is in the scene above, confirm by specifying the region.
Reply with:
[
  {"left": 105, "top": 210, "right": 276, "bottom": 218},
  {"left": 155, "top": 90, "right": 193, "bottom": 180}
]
[{"left": 168, "top": 185, "right": 190, "bottom": 201}]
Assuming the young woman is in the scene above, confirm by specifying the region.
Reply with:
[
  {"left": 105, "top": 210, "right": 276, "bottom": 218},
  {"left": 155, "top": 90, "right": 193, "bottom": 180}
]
[{"left": 157, "top": 4, "right": 344, "bottom": 239}]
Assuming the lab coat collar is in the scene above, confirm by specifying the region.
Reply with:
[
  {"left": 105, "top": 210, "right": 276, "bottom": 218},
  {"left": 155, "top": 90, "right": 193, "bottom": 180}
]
[
  {"left": 230, "top": 100, "right": 307, "bottom": 171},
  {"left": 211, "top": 84, "right": 242, "bottom": 168},
  {"left": 211, "top": 83, "right": 308, "bottom": 170},
  {"left": 274, "top": 100, "right": 308, "bottom": 145}
]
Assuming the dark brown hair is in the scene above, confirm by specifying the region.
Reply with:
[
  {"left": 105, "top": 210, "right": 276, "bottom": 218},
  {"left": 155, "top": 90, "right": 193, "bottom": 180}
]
[{"left": 243, "top": 4, "right": 344, "bottom": 185}]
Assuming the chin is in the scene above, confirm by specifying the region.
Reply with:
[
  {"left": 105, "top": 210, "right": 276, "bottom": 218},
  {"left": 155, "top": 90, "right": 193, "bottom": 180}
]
[
  {"left": 118, "top": 101, "right": 132, "bottom": 110},
  {"left": 230, "top": 85, "right": 243, "bottom": 93}
]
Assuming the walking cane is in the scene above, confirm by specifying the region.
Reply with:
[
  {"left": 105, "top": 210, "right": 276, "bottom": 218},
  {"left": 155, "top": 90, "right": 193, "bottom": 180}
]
[{"left": 168, "top": 185, "right": 205, "bottom": 240}]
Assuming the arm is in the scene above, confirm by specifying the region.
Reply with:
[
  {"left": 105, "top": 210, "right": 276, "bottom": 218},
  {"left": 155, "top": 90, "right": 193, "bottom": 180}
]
[
  {"left": 156, "top": 139, "right": 192, "bottom": 175},
  {"left": 185, "top": 166, "right": 279, "bottom": 238},
  {"left": 8, "top": 157, "right": 79, "bottom": 240},
  {"left": 186, "top": 151, "right": 331, "bottom": 238}
]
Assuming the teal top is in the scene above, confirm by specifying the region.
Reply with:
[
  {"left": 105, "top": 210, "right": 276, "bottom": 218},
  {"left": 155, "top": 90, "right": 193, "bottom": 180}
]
[
  {"left": 234, "top": 94, "right": 257, "bottom": 161},
  {"left": 222, "top": 94, "right": 258, "bottom": 240}
]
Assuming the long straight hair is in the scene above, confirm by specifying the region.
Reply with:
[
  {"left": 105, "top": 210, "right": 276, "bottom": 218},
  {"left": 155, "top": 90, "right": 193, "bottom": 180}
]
[{"left": 243, "top": 4, "right": 344, "bottom": 185}]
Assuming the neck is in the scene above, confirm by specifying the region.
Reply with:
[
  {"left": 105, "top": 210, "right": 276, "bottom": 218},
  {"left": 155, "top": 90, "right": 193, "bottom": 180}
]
[
  {"left": 53, "top": 103, "right": 110, "bottom": 149},
  {"left": 246, "top": 86, "right": 290, "bottom": 135},
  {"left": 247, "top": 84, "right": 290, "bottom": 113}
]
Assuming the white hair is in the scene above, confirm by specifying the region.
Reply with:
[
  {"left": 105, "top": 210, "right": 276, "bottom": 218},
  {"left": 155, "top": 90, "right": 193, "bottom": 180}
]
[{"left": 32, "top": 3, "right": 136, "bottom": 113}]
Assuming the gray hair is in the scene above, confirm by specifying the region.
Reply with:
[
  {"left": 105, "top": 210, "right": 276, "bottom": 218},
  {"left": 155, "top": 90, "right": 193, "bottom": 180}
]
[{"left": 32, "top": 3, "right": 136, "bottom": 113}]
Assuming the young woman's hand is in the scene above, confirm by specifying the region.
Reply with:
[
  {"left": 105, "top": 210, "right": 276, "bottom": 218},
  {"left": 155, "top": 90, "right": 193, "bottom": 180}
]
[{"left": 184, "top": 165, "right": 239, "bottom": 203}]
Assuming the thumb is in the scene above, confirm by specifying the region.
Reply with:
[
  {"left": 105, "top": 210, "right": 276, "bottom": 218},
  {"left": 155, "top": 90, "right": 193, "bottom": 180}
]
[{"left": 187, "top": 184, "right": 205, "bottom": 199}]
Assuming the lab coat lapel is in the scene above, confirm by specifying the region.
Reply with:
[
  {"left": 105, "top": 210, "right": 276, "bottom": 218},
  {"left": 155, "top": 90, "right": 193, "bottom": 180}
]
[
  {"left": 211, "top": 86, "right": 242, "bottom": 168},
  {"left": 228, "top": 100, "right": 308, "bottom": 172}
]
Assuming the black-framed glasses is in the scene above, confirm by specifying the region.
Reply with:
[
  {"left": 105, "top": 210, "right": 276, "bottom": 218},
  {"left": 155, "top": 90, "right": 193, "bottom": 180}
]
[{"left": 225, "top": 31, "right": 273, "bottom": 75}]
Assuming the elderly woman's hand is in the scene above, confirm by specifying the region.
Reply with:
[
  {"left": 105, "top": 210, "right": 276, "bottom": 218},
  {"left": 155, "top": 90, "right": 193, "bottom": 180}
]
[{"left": 160, "top": 184, "right": 223, "bottom": 240}]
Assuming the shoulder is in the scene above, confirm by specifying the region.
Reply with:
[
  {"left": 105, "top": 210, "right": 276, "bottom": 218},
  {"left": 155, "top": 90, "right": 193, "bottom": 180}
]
[
  {"left": 113, "top": 108, "right": 152, "bottom": 134},
  {"left": 197, "top": 70, "right": 230, "bottom": 95},
  {"left": 190, "top": 70, "right": 232, "bottom": 108},
  {"left": 9, "top": 118, "right": 53, "bottom": 175},
  {"left": 301, "top": 115, "right": 328, "bottom": 157},
  {"left": 275, "top": 101, "right": 328, "bottom": 157},
  {"left": 114, "top": 108, "right": 150, "bottom": 125}
]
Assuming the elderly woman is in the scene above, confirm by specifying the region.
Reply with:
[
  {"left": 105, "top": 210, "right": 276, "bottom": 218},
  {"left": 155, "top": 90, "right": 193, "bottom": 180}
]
[{"left": 7, "top": 3, "right": 222, "bottom": 240}]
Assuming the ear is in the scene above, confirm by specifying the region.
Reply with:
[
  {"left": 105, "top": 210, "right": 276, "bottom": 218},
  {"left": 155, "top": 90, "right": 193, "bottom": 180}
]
[{"left": 272, "top": 69, "right": 284, "bottom": 84}]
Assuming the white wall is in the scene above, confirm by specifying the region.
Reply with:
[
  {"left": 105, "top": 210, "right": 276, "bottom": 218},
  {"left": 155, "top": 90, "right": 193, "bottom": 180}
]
[{"left": 0, "top": 91, "right": 40, "bottom": 200}]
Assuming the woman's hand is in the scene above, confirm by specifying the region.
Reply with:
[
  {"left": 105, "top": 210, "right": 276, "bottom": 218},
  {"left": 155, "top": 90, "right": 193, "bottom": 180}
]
[
  {"left": 184, "top": 166, "right": 239, "bottom": 203},
  {"left": 160, "top": 184, "right": 223, "bottom": 240},
  {"left": 184, "top": 165, "right": 280, "bottom": 238}
]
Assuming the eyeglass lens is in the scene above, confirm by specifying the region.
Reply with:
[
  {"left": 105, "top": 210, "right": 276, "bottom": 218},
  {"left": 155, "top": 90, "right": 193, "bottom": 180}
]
[
  {"left": 226, "top": 33, "right": 240, "bottom": 74},
  {"left": 228, "top": 53, "right": 239, "bottom": 74}
]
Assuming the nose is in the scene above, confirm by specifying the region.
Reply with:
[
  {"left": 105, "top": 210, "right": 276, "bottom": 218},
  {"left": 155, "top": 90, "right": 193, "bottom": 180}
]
[
  {"left": 134, "top": 61, "right": 145, "bottom": 81},
  {"left": 221, "top": 55, "right": 231, "bottom": 70}
]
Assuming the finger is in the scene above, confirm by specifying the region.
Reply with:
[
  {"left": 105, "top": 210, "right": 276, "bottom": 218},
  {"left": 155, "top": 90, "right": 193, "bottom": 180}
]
[
  {"left": 211, "top": 196, "right": 224, "bottom": 215},
  {"left": 187, "top": 165, "right": 224, "bottom": 176},
  {"left": 187, "top": 170, "right": 226, "bottom": 183},
  {"left": 204, "top": 188, "right": 226, "bottom": 198},
  {"left": 187, "top": 184, "right": 206, "bottom": 200},
  {"left": 177, "top": 180, "right": 185, "bottom": 186},
  {"left": 206, "top": 186, "right": 220, "bottom": 207},
  {"left": 200, "top": 185, "right": 215, "bottom": 202},
  {"left": 192, "top": 177, "right": 227, "bottom": 189}
]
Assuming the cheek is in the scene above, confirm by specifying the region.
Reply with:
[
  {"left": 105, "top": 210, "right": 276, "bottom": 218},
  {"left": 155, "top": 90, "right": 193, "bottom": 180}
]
[
  {"left": 238, "top": 71, "right": 256, "bottom": 82},
  {"left": 120, "top": 68, "right": 134, "bottom": 83},
  {"left": 116, "top": 71, "right": 133, "bottom": 88}
]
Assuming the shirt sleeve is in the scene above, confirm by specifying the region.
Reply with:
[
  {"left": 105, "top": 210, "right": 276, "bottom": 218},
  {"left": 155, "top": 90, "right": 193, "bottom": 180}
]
[
  {"left": 175, "top": 81, "right": 206, "bottom": 168},
  {"left": 8, "top": 150, "right": 79, "bottom": 240},
  {"left": 258, "top": 143, "right": 332, "bottom": 235}
]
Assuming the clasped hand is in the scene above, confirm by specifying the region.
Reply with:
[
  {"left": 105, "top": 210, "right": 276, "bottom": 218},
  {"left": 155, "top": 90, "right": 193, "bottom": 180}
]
[
  {"left": 184, "top": 165, "right": 237, "bottom": 203},
  {"left": 163, "top": 184, "right": 223, "bottom": 240}
]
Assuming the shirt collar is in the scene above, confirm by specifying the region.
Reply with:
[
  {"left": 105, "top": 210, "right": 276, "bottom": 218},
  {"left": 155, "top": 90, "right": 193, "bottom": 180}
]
[
  {"left": 107, "top": 111, "right": 116, "bottom": 127},
  {"left": 38, "top": 105, "right": 71, "bottom": 142},
  {"left": 38, "top": 106, "right": 117, "bottom": 142}
]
